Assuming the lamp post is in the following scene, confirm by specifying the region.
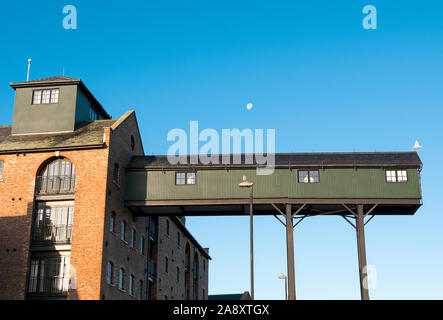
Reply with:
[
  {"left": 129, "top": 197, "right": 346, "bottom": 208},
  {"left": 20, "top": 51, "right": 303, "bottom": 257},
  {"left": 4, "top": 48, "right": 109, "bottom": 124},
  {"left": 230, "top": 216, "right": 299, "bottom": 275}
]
[
  {"left": 278, "top": 273, "right": 288, "bottom": 300},
  {"left": 238, "top": 175, "right": 254, "bottom": 300}
]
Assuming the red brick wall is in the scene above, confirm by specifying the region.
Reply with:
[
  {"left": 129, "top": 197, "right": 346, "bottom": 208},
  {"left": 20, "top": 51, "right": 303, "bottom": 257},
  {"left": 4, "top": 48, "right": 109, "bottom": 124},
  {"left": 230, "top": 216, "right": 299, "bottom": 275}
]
[{"left": 0, "top": 143, "right": 110, "bottom": 300}]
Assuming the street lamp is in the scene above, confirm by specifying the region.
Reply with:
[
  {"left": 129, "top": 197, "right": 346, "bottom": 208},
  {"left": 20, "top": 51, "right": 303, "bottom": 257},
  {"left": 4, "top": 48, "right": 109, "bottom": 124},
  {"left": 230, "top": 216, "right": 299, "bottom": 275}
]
[
  {"left": 238, "top": 175, "right": 254, "bottom": 300},
  {"left": 278, "top": 273, "right": 288, "bottom": 300}
]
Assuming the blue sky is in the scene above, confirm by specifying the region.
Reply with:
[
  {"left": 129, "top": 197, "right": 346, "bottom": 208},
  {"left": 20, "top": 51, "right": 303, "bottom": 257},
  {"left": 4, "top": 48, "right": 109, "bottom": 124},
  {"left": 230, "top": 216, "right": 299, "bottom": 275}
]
[{"left": 0, "top": 0, "right": 442, "bottom": 299}]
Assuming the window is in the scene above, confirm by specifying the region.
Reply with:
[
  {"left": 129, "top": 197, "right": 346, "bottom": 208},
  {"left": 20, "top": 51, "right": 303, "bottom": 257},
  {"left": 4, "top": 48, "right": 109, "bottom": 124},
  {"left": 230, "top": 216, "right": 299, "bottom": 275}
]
[
  {"left": 131, "top": 228, "right": 136, "bottom": 248},
  {"left": 177, "top": 231, "right": 181, "bottom": 247},
  {"left": 130, "top": 136, "right": 135, "bottom": 151},
  {"left": 32, "top": 203, "right": 74, "bottom": 244},
  {"left": 298, "top": 170, "right": 320, "bottom": 183},
  {"left": 203, "top": 259, "right": 206, "bottom": 273},
  {"left": 119, "top": 268, "right": 125, "bottom": 291},
  {"left": 175, "top": 172, "right": 196, "bottom": 185},
  {"left": 107, "top": 262, "right": 114, "bottom": 285},
  {"left": 0, "top": 160, "right": 4, "bottom": 180},
  {"left": 176, "top": 267, "right": 180, "bottom": 282},
  {"left": 139, "top": 236, "right": 145, "bottom": 255},
  {"left": 121, "top": 220, "right": 127, "bottom": 241},
  {"left": 89, "top": 106, "right": 99, "bottom": 121},
  {"left": 32, "top": 89, "right": 59, "bottom": 104},
  {"left": 129, "top": 274, "right": 134, "bottom": 296},
  {"left": 166, "top": 219, "right": 169, "bottom": 236},
  {"left": 28, "top": 256, "right": 70, "bottom": 294},
  {"left": 165, "top": 257, "right": 169, "bottom": 273},
  {"left": 110, "top": 212, "right": 116, "bottom": 233},
  {"left": 36, "top": 157, "right": 76, "bottom": 194},
  {"left": 386, "top": 170, "right": 408, "bottom": 183},
  {"left": 139, "top": 280, "right": 143, "bottom": 300},
  {"left": 113, "top": 163, "right": 119, "bottom": 184}
]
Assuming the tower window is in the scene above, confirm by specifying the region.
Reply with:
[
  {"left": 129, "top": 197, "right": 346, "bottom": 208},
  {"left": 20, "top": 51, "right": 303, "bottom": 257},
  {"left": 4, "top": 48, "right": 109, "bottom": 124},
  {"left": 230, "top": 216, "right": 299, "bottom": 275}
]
[{"left": 32, "top": 89, "right": 59, "bottom": 104}]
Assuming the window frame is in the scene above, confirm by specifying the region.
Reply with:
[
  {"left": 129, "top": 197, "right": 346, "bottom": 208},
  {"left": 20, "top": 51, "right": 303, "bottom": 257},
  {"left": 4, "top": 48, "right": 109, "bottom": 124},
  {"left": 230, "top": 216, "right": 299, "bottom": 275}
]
[
  {"left": 32, "top": 88, "right": 60, "bottom": 105},
  {"left": 386, "top": 169, "right": 409, "bottom": 183},
  {"left": 175, "top": 171, "right": 197, "bottom": 185},
  {"left": 110, "top": 211, "right": 116, "bottom": 233},
  {"left": 107, "top": 261, "right": 114, "bottom": 285},
  {"left": 298, "top": 169, "right": 320, "bottom": 184},
  {"left": 119, "top": 268, "right": 125, "bottom": 291},
  {"left": 129, "top": 274, "right": 135, "bottom": 296},
  {"left": 121, "top": 220, "right": 127, "bottom": 242}
]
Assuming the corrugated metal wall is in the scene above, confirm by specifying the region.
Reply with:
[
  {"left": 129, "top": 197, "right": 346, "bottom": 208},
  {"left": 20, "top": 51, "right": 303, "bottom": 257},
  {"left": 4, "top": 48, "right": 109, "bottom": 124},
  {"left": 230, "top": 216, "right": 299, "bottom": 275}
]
[{"left": 125, "top": 167, "right": 421, "bottom": 201}]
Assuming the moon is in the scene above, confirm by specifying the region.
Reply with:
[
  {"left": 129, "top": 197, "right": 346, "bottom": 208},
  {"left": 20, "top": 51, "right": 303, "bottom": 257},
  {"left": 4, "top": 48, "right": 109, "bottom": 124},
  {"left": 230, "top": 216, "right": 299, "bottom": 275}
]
[{"left": 246, "top": 103, "right": 253, "bottom": 110}]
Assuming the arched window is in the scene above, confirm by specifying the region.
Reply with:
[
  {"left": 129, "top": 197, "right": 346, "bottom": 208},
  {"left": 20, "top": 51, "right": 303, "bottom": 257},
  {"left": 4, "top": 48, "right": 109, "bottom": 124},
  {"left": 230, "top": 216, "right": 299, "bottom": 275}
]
[
  {"left": 119, "top": 268, "right": 125, "bottom": 291},
  {"left": 36, "top": 157, "right": 76, "bottom": 194}
]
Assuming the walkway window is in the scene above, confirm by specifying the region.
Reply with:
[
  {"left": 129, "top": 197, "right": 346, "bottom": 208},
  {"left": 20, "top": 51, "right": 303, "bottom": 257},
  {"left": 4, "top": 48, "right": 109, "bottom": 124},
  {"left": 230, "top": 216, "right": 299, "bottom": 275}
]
[
  {"left": 166, "top": 219, "right": 169, "bottom": 236},
  {"left": 386, "top": 170, "right": 408, "bottom": 183},
  {"left": 176, "top": 172, "right": 196, "bottom": 185},
  {"left": 165, "top": 257, "right": 169, "bottom": 273},
  {"left": 298, "top": 170, "right": 319, "bottom": 183}
]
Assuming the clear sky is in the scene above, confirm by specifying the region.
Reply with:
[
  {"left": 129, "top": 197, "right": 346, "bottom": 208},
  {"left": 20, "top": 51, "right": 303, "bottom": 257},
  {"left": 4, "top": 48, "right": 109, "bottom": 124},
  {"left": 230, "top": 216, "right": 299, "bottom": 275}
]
[{"left": 0, "top": 0, "right": 442, "bottom": 299}]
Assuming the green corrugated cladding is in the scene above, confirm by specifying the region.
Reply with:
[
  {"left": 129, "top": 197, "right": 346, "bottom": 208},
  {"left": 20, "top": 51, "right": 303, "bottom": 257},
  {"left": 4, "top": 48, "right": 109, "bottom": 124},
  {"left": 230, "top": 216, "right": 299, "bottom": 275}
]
[
  {"left": 125, "top": 167, "right": 421, "bottom": 201},
  {"left": 12, "top": 85, "right": 78, "bottom": 134}
]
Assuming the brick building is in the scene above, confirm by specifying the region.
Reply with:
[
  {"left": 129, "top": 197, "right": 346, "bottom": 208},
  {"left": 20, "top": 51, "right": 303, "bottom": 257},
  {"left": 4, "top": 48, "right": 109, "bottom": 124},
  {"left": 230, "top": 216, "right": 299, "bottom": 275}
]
[{"left": 0, "top": 76, "right": 210, "bottom": 300}]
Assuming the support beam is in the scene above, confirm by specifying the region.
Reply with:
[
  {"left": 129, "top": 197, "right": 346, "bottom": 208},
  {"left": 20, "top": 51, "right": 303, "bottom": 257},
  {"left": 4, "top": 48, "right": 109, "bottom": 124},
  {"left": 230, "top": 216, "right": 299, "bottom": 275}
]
[
  {"left": 356, "top": 204, "right": 370, "bottom": 300},
  {"left": 285, "top": 203, "right": 296, "bottom": 300}
]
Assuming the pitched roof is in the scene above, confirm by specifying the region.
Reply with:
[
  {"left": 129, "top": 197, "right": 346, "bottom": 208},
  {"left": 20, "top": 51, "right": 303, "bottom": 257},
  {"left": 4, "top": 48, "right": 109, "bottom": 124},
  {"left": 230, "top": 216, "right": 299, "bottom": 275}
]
[
  {"left": 0, "top": 120, "right": 116, "bottom": 154},
  {"left": 10, "top": 76, "right": 81, "bottom": 88},
  {"left": 127, "top": 152, "right": 423, "bottom": 169}
]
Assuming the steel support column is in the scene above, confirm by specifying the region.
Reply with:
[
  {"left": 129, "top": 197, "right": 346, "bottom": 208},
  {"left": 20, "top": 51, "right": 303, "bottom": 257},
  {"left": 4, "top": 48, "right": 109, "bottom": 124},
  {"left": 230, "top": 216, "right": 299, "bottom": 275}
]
[
  {"left": 285, "top": 203, "right": 296, "bottom": 300},
  {"left": 356, "top": 204, "right": 370, "bottom": 300}
]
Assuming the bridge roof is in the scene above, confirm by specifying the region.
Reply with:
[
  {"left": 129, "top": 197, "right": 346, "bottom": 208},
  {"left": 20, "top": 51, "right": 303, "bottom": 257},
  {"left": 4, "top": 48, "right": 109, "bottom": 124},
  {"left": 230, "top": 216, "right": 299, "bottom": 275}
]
[{"left": 127, "top": 152, "right": 422, "bottom": 169}]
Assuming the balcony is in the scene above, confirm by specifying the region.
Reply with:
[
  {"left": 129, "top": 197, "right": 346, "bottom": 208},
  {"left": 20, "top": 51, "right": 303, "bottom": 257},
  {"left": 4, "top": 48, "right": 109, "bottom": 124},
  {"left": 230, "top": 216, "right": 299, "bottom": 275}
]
[
  {"left": 27, "top": 276, "right": 69, "bottom": 298},
  {"left": 35, "top": 175, "right": 76, "bottom": 195},
  {"left": 148, "top": 259, "right": 156, "bottom": 282},
  {"left": 32, "top": 224, "right": 73, "bottom": 244}
]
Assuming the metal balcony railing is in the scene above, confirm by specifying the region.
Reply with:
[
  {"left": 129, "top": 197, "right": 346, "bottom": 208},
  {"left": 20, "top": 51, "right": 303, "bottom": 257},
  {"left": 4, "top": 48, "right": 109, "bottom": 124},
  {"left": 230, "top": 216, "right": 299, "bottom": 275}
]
[
  {"left": 35, "top": 175, "right": 76, "bottom": 195},
  {"left": 27, "top": 276, "right": 69, "bottom": 296},
  {"left": 148, "top": 259, "right": 156, "bottom": 281},
  {"left": 32, "top": 224, "right": 73, "bottom": 244}
]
